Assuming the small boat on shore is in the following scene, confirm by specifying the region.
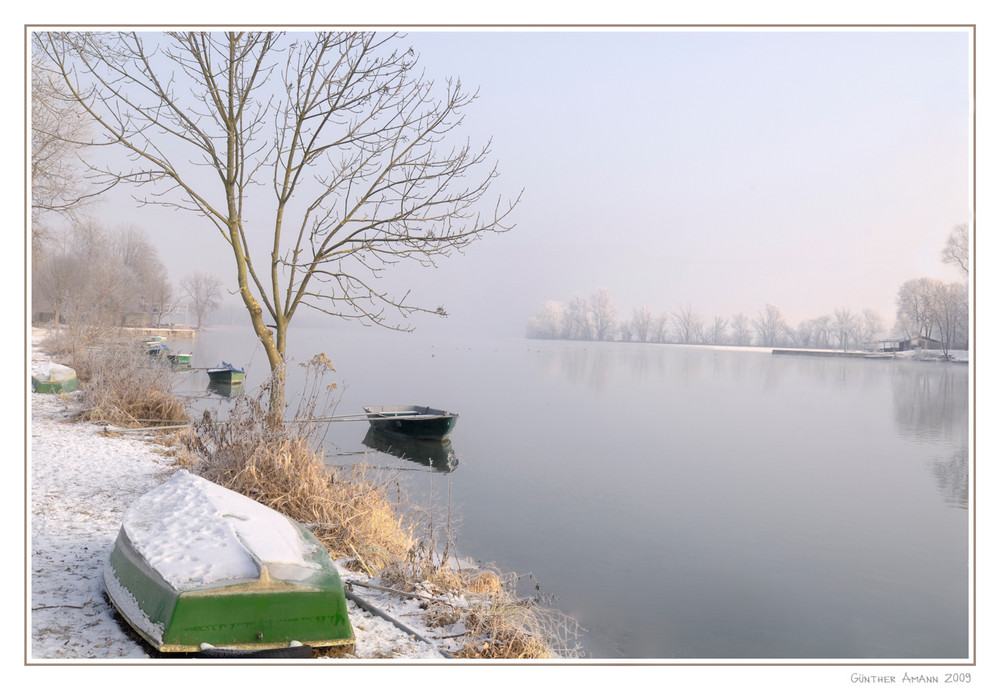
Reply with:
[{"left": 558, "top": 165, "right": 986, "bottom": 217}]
[
  {"left": 207, "top": 362, "right": 245, "bottom": 384},
  {"left": 166, "top": 352, "right": 192, "bottom": 369},
  {"left": 146, "top": 342, "right": 169, "bottom": 357},
  {"left": 31, "top": 362, "right": 79, "bottom": 393},
  {"left": 363, "top": 405, "right": 458, "bottom": 440},
  {"left": 104, "top": 470, "right": 354, "bottom": 654}
]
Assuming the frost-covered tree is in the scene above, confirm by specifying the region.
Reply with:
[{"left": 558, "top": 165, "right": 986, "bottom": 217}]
[
  {"left": 589, "top": 288, "right": 618, "bottom": 341},
  {"left": 631, "top": 306, "right": 653, "bottom": 343},
  {"left": 672, "top": 305, "right": 704, "bottom": 344},
  {"left": 566, "top": 295, "right": 592, "bottom": 340},
  {"left": 730, "top": 312, "right": 752, "bottom": 346},
  {"left": 752, "top": 304, "right": 790, "bottom": 347},
  {"left": 526, "top": 300, "right": 567, "bottom": 340},
  {"left": 941, "top": 223, "right": 969, "bottom": 275},
  {"left": 708, "top": 315, "right": 729, "bottom": 346}
]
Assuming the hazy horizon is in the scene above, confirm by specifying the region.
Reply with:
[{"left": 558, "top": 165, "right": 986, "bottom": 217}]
[{"left": 32, "top": 28, "right": 973, "bottom": 340}]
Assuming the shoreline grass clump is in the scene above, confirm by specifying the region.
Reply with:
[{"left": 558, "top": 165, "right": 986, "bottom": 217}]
[
  {"left": 379, "top": 554, "right": 582, "bottom": 659},
  {"left": 40, "top": 325, "right": 189, "bottom": 428}
]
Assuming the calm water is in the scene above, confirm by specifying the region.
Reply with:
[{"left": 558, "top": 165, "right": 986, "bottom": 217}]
[{"left": 171, "top": 326, "right": 970, "bottom": 659}]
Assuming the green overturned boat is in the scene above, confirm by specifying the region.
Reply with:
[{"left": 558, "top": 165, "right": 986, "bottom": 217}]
[
  {"left": 104, "top": 470, "right": 354, "bottom": 655},
  {"left": 31, "top": 362, "right": 79, "bottom": 393}
]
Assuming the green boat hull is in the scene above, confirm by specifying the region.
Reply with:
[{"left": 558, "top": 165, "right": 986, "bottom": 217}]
[
  {"left": 31, "top": 366, "right": 79, "bottom": 393},
  {"left": 363, "top": 405, "right": 458, "bottom": 440},
  {"left": 104, "top": 472, "right": 354, "bottom": 653},
  {"left": 207, "top": 371, "right": 244, "bottom": 384},
  {"left": 167, "top": 353, "right": 192, "bottom": 370}
]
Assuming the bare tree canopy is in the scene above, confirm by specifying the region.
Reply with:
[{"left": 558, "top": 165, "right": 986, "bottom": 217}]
[
  {"left": 30, "top": 55, "right": 98, "bottom": 249},
  {"left": 182, "top": 270, "right": 224, "bottom": 329},
  {"left": 589, "top": 288, "right": 618, "bottom": 342},
  {"left": 941, "top": 223, "right": 969, "bottom": 275},
  {"left": 34, "top": 31, "right": 519, "bottom": 416}
]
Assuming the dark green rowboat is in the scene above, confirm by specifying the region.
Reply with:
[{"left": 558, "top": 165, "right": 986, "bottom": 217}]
[
  {"left": 104, "top": 470, "right": 354, "bottom": 654},
  {"left": 363, "top": 405, "right": 458, "bottom": 440}
]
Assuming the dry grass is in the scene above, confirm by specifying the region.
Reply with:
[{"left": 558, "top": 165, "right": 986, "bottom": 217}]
[
  {"left": 187, "top": 366, "right": 414, "bottom": 568},
  {"left": 40, "top": 326, "right": 190, "bottom": 428},
  {"left": 378, "top": 548, "right": 581, "bottom": 659}
]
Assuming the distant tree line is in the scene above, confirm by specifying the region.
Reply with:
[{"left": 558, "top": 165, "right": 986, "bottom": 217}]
[
  {"left": 31, "top": 221, "right": 225, "bottom": 330},
  {"left": 527, "top": 225, "right": 970, "bottom": 352}
]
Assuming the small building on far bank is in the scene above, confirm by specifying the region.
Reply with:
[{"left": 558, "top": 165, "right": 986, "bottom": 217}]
[{"left": 881, "top": 336, "right": 945, "bottom": 352}]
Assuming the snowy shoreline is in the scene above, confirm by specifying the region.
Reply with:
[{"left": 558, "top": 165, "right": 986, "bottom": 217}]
[{"left": 27, "top": 330, "right": 468, "bottom": 662}]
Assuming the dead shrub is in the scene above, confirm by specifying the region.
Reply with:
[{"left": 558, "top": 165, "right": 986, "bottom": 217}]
[{"left": 40, "top": 326, "right": 189, "bottom": 428}]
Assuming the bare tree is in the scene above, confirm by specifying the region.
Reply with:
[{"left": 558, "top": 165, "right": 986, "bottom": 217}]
[
  {"left": 811, "top": 314, "right": 832, "bottom": 349},
  {"left": 110, "top": 225, "right": 173, "bottom": 325},
  {"left": 182, "top": 271, "right": 224, "bottom": 329},
  {"left": 565, "top": 295, "right": 592, "bottom": 340},
  {"left": 32, "top": 240, "right": 77, "bottom": 325},
  {"left": 708, "top": 315, "right": 728, "bottom": 346},
  {"left": 672, "top": 305, "right": 704, "bottom": 344},
  {"left": 589, "top": 288, "right": 617, "bottom": 341},
  {"left": 896, "top": 277, "right": 938, "bottom": 339},
  {"left": 941, "top": 223, "right": 969, "bottom": 275},
  {"left": 618, "top": 320, "right": 633, "bottom": 343},
  {"left": 36, "top": 31, "right": 519, "bottom": 419},
  {"left": 859, "top": 309, "right": 885, "bottom": 350},
  {"left": 930, "top": 282, "right": 969, "bottom": 354},
  {"left": 30, "top": 54, "right": 98, "bottom": 250},
  {"left": 730, "top": 312, "right": 752, "bottom": 346},
  {"left": 752, "top": 304, "right": 790, "bottom": 347},
  {"left": 62, "top": 221, "right": 135, "bottom": 325},
  {"left": 631, "top": 306, "right": 653, "bottom": 343},
  {"left": 653, "top": 311, "right": 670, "bottom": 344},
  {"left": 833, "top": 307, "right": 859, "bottom": 351}
]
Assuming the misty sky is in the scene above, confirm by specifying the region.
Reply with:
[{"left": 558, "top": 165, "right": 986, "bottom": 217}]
[{"left": 65, "top": 28, "right": 973, "bottom": 339}]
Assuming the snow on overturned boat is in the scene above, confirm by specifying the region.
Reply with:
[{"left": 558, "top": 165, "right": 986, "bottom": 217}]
[{"left": 103, "top": 470, "right": 354, "bottom": 654}]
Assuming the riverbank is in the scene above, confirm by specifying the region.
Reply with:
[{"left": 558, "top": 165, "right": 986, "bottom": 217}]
[
  {"left": 771, "top": 347, "right": 970, "bottom": 361},
  {"left": 27, "top": 330, "right": 474, "bottom": 661}
]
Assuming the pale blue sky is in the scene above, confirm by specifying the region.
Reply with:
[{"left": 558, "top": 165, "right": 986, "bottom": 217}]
[{"left": 70, "top": 28, "right": 973, "bottom": 337}]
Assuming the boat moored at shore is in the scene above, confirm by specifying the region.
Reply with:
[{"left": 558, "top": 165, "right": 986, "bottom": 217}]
[
  {"left": 103, "top": 470, "right": 354, "bottom": 654},
  {"left": 31, "top": 362, "right": 79, "bottom": 393},
  {"left": 363, "top": 405, "right": 458, "bottom": 440}
]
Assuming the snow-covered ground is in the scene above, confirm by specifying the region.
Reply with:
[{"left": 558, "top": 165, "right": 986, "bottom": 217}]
[{"left": 27, "top": 333, "right": 463, "bottom": 662}]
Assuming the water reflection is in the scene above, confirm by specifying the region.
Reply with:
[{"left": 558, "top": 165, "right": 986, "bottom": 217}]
[
  {"left": 531, "top": 343, "right": 970, "bottom": 512},
  {"left": 207, "top": 380, "right": 244, "bottom": 399},
  {"left": 891, "top": 363, "right": 968, "bottom": 443},
  {"left": 362, "top": 428, "right": 459, "bottom": 473},
  {"left": 929, "top": 444, "right": 969, "bottom": 509}
]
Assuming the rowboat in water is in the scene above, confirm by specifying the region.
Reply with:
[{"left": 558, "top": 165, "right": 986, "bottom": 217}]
[
  {"left": 207, "top": 362, "right": 245, "bottom": 384},
  {"left": 363, "top": 405, "right": 458, "bottom": 440},
  {"left": 31, "top": 362, "right": 79, "bottom": 393},
  {"left": 103, "top": 470, "right": 354, "bottom": 654}
]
